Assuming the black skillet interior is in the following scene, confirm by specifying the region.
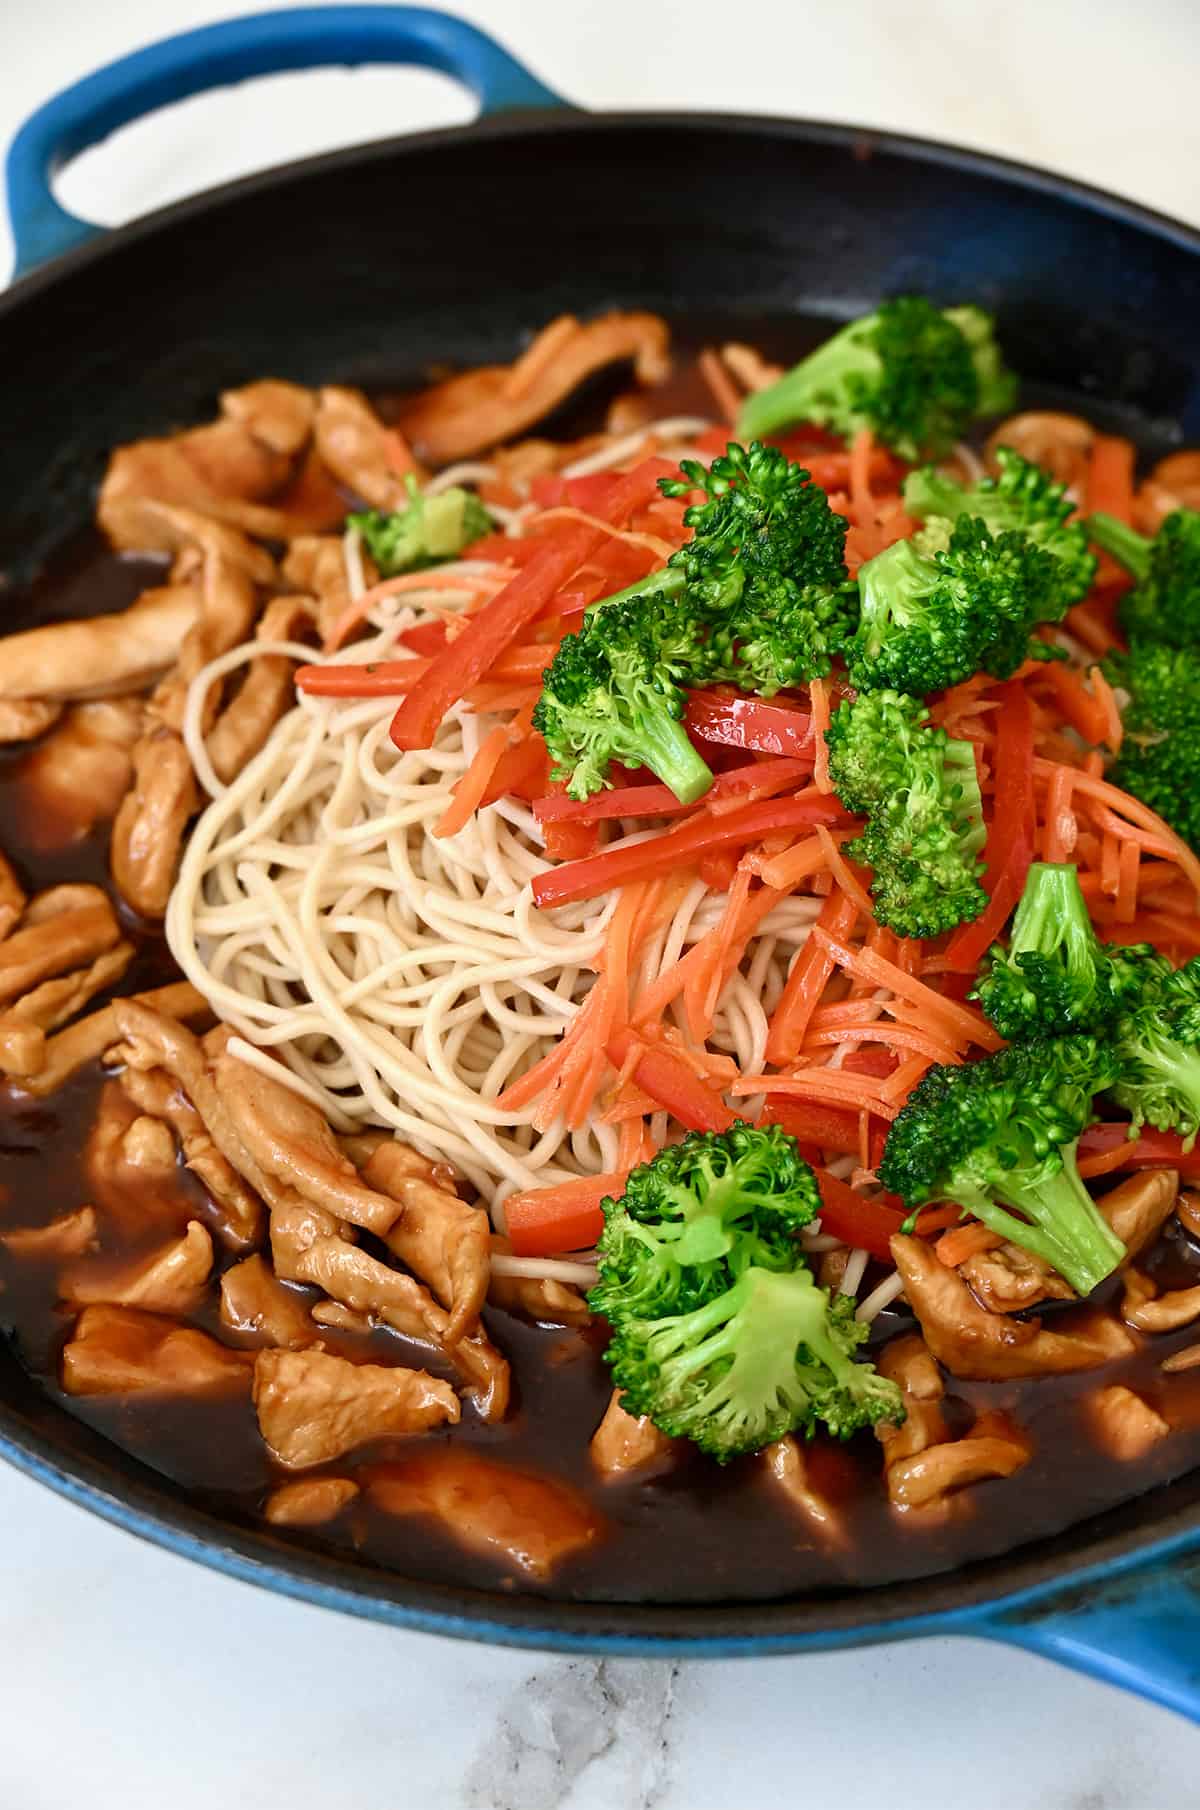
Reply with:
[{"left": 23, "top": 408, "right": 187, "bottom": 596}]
[{"left": 3, "top": 110, "right": 1200, "bottom": 1645}]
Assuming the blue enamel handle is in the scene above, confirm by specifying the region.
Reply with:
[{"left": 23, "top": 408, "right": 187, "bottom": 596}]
[
  {"left": 5, "top": 4, "right": 566, "bottom": 276},
  {"left": 979, "top": 1538, "right": 1200, "bottom": 1723}
]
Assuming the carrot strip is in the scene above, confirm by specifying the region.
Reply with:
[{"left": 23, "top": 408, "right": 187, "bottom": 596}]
[
  {"left": 698, "top": 349, "right": 740, "bottom": 425},
  {"left": 1089, "top": 664, "right": 1123, "bottom": 754},
  {"left": 880, "top": 1053, "right": 935, "bottom": 1103},
  {"left": 433, "top": 724, "right": 510, "bottom": 838},
  {"left": 815, "top": 824, "right": 874, "bottom": 918},
  {"left": 1042, "top": 763, "right": 1077, "bottom": 865},
  {"left": 735, "top": 1071, "right": 900, "bottom": 1118},
  {"left": 803, "top": 1024, "right": 962, "bottom": 1065},
  {"left": 848, "top": 428, "right": 875, "bottom": 523},
  {"left": 811, "top": 927, "right": 1004, "bottom": 1053},
  {"left": 936, "top": 1222, "right": 1003, "bottom": 1267},
  {"left": 1114, "top": 838, "right": 1141, "bottom": 924},
  {"left": 1039, "top": 761, "right": 1200, "bottom": 901},
  {"left": 1064, "top": 595, "right": 1122, "bottom": 657},
  {"left": 504, "top": 1171, "right": 627, "bottom": 1257},
  {"left": 809, "top": 677, "right": 833, "bottom": 794},
  {"left": 765, "top": 888, "right": 858, "bottom": 1064},
  {"left": 324, "top": 567, "right": 506, "bottom": 653},
  {"left": 1087, "top": 435, "right": 1136, "bottom": 524},
  {"left": 752, "top": 829, "right": 849, "bottom": 890}
]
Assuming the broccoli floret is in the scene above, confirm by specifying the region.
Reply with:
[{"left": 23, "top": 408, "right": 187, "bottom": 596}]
[
  {"left": 1089, "top": 508, "right": 1200, "bottom": 647},
  {"left": 1108, "top": 955, "right": 1200, "bottom": 1146},
  {"left": 905, "top": 447, "right": 1096, "bottom": 610},
  {"left": 589, "top": 1123, "right": 903, "bottom": 1461},
  {"left": 878, "top": 1038, "right": 1126, "bottom": 1295},
  {"left": 349, "top": 475, "right": 492, "bottom": 576},
  {"left": 825, "top": 689, "right": 986, "bottom": 937},
  {"left": 736, "top": 298, "right": 1015, "bottom": 461},
  {"left": 533, "top": 594, "right": 715, "bottom": 803},
  {"left": 849, "top": 515, "right": 1061, "bottom": 696},
  {"left": 1106, "top": 642, "right": 1200, "bottom": 851},
  {"left": 974, "top": 861, "right": 1147, "bottom": 1038},
  {"left": 658, "top": 440, "right": 858, "bottom": 690}
]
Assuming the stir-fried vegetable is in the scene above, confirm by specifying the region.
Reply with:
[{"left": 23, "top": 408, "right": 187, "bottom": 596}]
[{"left": 350, "top": 476, "right": 493, "bottom": 575}]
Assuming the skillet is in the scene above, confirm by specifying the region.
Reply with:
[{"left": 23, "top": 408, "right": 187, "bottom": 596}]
[{"left": 3, "top": 2, "right": 1200, "bottom": 1714}]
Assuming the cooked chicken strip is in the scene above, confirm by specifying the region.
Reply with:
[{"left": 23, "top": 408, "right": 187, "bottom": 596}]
[
  {"left": 0, "top": 850, "right": 24, "bottom": 941},
  {"left": 219, "top": 379, "right": 315, "bottom": 456},
  {"left": 0, "top": 896, "right": 121, "bottom": 1008},
  {"left": 264, "top": 1476, "right": 360, "bottom": 1527},
  {"left": 62, "top": 1304, "right": 251, "bottom": 1396},
  {"left": 98, "top": 498, "right": 275, "bottom": 584},
  {"left": 18, "top": 699, "right": 143, "bottom": 847},
  {"left": 1098, "top": 1169, "right": 1179, "bottom": 1264},
  {"left": 110, "top": 727, "right": 198, "bottom": 917},
  {"left": 313, "top": 386, "right": 413, "bottom": 510},
  {"left": 347, "top": 1131, "right": 489, "bottom": 1340},
  {"left": 960, "top": 1241, "right": 1075, "bottom": 1314},
  {"left": 253, "top": 1347, "right": 458, "bottom": 1469},
  {"left": 220, "top": 1254, "right": 315, "bottom": 1348},
  {"left": 16, "top": 979, "right": 207, "bottom": 1099},
  {"left": 875, "top": 1334, "right": 950, "bottom": 1491},
  {"left": 0, "top": 1206, "right": 99, "bottom": 1260},
  {"left": 886, "top": 1411, "right": 1031, "bottom": 1510},
  {"left": 590, "top": 1390, "right": 675, "bottom": 1479},
  {"left": 0, "top": 940, "right": 136, "bottom": 1079},
  {"left": 119, "top": 1064, "right": 263, "bottom": 1248},
  {"left": 149, "top": 555, "right": 258, "bottom": 735},
  {"left": 1087, "top": 1385, "right": 1170, "bottom": 1460},
  {"left": 0, "top": 585, "right": 197, "bottom": 703},
  {"left": 204, "top": 594, "right": 317, "bottom": 784},
  {"left": 1121, "top": 1269, "right": 1200, "bottom": 1333},
  {"left": 367, "top": 1451, "right": 601, "bottom": 1579},
  {"left": 397, "top": 312, "right": 671, "bottom": 463},
  {"left": 281, "top": 535, "right": 361, "bottom": 643},
  {"left": 763, "top": 1438, "right": 845, "bottom": 1540},
  {"left": 0, "top": 698, "right": 63, "bottom": 743},
  {"left": 62, "top": 1220, "right": 213, "bottom": 1316},
  {"left": 890, "top": 1234, "right": 1136, "bottom": 1379}
]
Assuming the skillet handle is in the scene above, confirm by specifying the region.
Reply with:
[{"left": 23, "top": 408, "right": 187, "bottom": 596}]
[
  {"left": 979, "top": 1545, "right": 1200, "bottom": 1723},
  {"left": 5, "top": 4, "right": 567, "bottom": 277}
]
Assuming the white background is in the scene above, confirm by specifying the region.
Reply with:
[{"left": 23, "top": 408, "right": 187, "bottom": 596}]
[{"left": 2, "top": 2, "right": 1200, "bottom": 1804}]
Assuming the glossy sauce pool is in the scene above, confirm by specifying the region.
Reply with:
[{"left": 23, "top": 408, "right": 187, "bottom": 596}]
[{"left": 2, "top": 373, "right": 1200, "bottom": 1603}]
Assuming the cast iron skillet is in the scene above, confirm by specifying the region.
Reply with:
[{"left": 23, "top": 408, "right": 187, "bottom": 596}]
[{"left": 4, "top": 3, "right": 1200, "bottom": 1713}]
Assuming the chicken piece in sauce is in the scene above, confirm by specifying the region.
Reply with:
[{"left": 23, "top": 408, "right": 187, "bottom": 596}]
[{"left": 253, "top": 1346, "right": 459, "bottom": 1469}]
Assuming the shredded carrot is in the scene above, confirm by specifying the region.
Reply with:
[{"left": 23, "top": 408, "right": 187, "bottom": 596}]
[
  {"left": 1114, "top": 837, "right": 1141, "bottom": 924},
  {"left": 1089, "top": 664, "right": 1123, "bottom": 753},
  {"left": 1064, "top": 596, "right": 1121, "bottom": 657},
  {"left": 880, "top": 1054, "right": 934, "bottom": 1103},
  {"left": 811, "top": 927, "right": 1004, "bottom": 1053},
  {"left": 809, "top": 677, "right": 833, "bottom": 794},
  {"left": 815, "top": 824, "right": 874, "bottom": 918},
  {"left": 936, "top": 1222, "right": 1003, "bottom": 1267},
  {"left": 698, "top": 348, "right": 741, "bottom": 426},
  {"left": 803, "top": 1023, "right": 963, "bottom": 1066},
  {"left": 1042, "top": 763, "right": 1077, "bottom": 864},
  {"left": 1035, "top": 760, "right": 1200, "bottom": 902},
  {"left": 433, "top": 724, "right": 510, "bottom": 838},
  {"left": 848, "top": 428, "right": 875, "bottom": 524},
  {"left": 323, "top": 567, "right": 507, "bottom": 652},
  {"left": 753, "top": 828, "right": 848, "bottom": 891},
  {"left": 735, "top": 1069, "right": 900, "bottom": 1119},
  {"left": 765, "top": 887, "right": 858, "bottom": 1064},
  {"left": 617, "top": 1116, "right": 652, "bottom": 1169},
  {"left": 1087, "top": 435, "right": 1136, "bottom": 523}
]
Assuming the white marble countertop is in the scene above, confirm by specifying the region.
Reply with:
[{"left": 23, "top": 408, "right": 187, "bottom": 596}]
[{"left": 2, "top": 2, "right": 1199, "bottom": 1803}]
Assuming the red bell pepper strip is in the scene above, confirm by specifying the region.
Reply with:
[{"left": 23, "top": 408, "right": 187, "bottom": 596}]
[
  {"left": 813, "top": 1170, "right": 958, "bottom": 1261},
  {"left": 504, "top": 1172, "right": 629, "bottom": 1257},
  {"left": 685, "top": 689, "right": 814, "bottom": 758},
  {"left": 389, "top": 457, "right": 675, "bottom": 750},
  {"left": 296, "top": 641, "right": 553, "bottom": 698},
  {"left": 532, "top": 792, "right": 850, "bottom": 909},
  {"left": 944, "top": 680, "right": 1035, "bottom": 971},
  {"left": 399, "top": 620, "right": 450, "bottom": 656},
  {"left": 533, "top": 756, "right": 812, "bottom": 825},
  {"left": 1078, "top": 1123, "right": 1200, "bottom": 1177},
  {"left": 763, "top": 1096, "right": 862, "bottom": 1156},
  {"left": 607, "top": 1028, "right": 735, "bottom": 1134}
]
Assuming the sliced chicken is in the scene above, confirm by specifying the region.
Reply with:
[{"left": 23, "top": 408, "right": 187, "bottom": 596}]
[
  {"left": 0, "top": 698, "right": 63, "bottom": 743},
  {"left": 890, "top": 1234, "right": 1136, "bottom": 1379},
  {"left": 270, "top": 1198, "right": 509, "bottom": 1420},
  {"left": 219, "top": 380, "right": 315, "bottom": 456},
  {"left": 119, "top": 1062, "right": 263, "bottom": 1249},
  {"left": 875, "top": 1334, "right": 950, "bottom": 1489},
  {"left": 0, "top": 585, "right": 198, "bottom": 705},
  {"left": 1178, "top": 1191, "right": 1200, "bottom": 1243},
  {"left": 62, "top": 1304, "right": 251, "bottom": 1395},
  {"left": 148, "top": 554, "right": 258, "bottom": 736},
  {"left": 204, "top": 594, "right": 318, "bottom": 785},
  {"left": 281, "top": 536, "right": 361, "bottom": 644},
  {"left": 0, "top": 851, "right": 24, "bottom": 939},
  {"left": 397, "top": 312, "right": 672, "bottom": 463},
  {"left": 18, "top": 699, "right": 143, "bottom": 847},
  {"left": 84, "top": 1080, "right": 195, "bottom": 1238},
  {"left": 763, "top": 1438, "right": 845, "bottom": 1540},
  {"left": 488, "top": 1245, "right": 591, "bottom": 1329},
  {"left": 0, "top": 1206, "right": 99, "bottom": 1260},
  {"left": 1135, "top": 451, "right": 1200, "bottom": 533},
  {"left": 1121, "top": 1268, "right": 1200, "bottom": 1334},
  {"left": 348, "top": 1131, "right": 490, "bottom": 1339},
  {"left": 1098, "top": 1169, "right": 1179, "bottom": 1264},
  {"left": 253, "top": 1346, "right": 458, "bottom": 1468},
  {"left": 310, "top": 1300, "right": 373, "bottom": 1336},
  {"left": 98, "top": 499, "right": 275, "bottom": 584},
  {"left": 120, "top": 1115, "right": 178, "bottom": 1171},
  {"left": 62, "top": 1221, "right": 213, "bottom": 1315},
  {"left": 1087, "top": 1384, "right": 1170, "bottom": 1460},
  {"left": 885, "top": 1410, "right": 1031, "bottom": 1511},
  {"left": 0, "top": 941, "right": 135, "bottom": 1079},
  {"left": 219, "top": 1254, "right": 318, "bottom": 1348},
  {"left": 0, "top": 889, "right": 122, "bottom": 1008},
  {"left": 110, "top": 727, "right": 198, "bottom": 917},
  {"left": 590, "top": 1390, "right": 675, "bottom": 1479},
  {"left": 961, "top": 1240, "right": 1075, "bottom": 1314},
  {"left": 264, "top": 1476, "right": 360, "bottom": 1527},
  {"left": 313, "top": 386, "right": 413, "bottom": 510},
  {"left": 15, "top": 978, "right": 208, "bottom": 1098},
  {"left": 367, "top": 1451, "right": 601, "bottom": 1579}
]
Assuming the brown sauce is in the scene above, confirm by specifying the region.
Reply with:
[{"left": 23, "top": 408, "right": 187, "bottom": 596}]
[{"left": 2, "top": 391, "right": 1199, "bottom": 1604}]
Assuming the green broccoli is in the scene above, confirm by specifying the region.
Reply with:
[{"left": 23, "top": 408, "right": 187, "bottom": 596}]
[
  {"left": 849, "top": 515, "right": 1061, "bottom": 697},
  {"left": 825, "top": 689, "right": 986, "bottom": 937},
  {"left": 349, "top": 475, "right": 492, "bottom": 576},
  {"left": 589, "top": 1124, "right": 903, "bottom": 1461},
  {"left": 905, "top": 446, "right": 1097, "bottom": 611},
  {"left": 1088, "top": 508, "right": 1200, "bottom": 647},
  {"left": 878, "top": 1038, "right": 1127, "bottom": 1295},
  {"left": 533, "top": 593, "right": 716, "bottom": 803},
  {"left": 659, "top": 441, "right": 859, "bottom": 690},
  {"left": 1107, "top": 954, "right": 1200, "bottom": 1146},
  {"left": 735, "top": 298, "right": 1015, "bottom": 461},
  {"left": 974, "top": 861, "right": 1147, "bottom": 1039},
  {"left": 1106, "top": 642, "right": 1200, "bottom": 852}
]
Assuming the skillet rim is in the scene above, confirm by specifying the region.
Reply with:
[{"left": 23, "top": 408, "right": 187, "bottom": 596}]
[{"left": 2, "top": 100, "right": 1199, "bottom": 1648}]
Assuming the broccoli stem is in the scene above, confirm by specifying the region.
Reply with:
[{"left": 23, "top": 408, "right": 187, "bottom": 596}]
[
  {"left": 633, "top": 702, "right": 714, "bottom": 805},
  {"left": 958, "top": 1150, "right": 1125, "bottom": 1296},
  {"left": 1009, "top": 862, "right": 1093, "bottom": 963},
  {"left": 1088, "top": 512, "right": 1152, "bottom": 582}
]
